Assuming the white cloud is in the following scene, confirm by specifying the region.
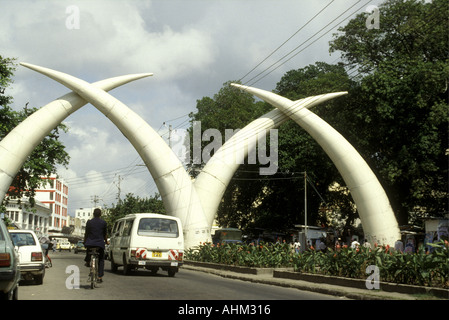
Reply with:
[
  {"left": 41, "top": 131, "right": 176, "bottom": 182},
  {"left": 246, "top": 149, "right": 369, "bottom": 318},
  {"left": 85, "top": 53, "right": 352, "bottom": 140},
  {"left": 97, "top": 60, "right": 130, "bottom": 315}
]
[{"left": 1, "top": 0, "right": 382, "bottom": 214}]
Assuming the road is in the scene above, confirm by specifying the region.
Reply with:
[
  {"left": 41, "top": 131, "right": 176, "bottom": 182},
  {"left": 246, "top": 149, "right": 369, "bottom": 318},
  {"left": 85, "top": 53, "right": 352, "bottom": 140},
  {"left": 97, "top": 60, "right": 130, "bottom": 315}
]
[{"left": 19, "top": 251, "right": 343, "bottom": 302}]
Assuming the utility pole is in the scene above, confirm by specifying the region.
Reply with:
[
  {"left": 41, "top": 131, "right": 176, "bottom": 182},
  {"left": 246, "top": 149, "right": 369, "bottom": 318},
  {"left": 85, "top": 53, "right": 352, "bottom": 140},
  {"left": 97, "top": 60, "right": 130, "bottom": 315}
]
[
  {"left": 169, "top": 124, "right": 173, "bottom": 148},
  {"left": 91, "top": 195, "right": 100, "bottom": 208},
  {"left": 163, "top": 122, "right": 173, "bottom": 148},
  {"left": 304, "top": 171, "right": 308, "bottom": 248},
  {"left": 115, "top": 175, "right": 124, "bottom": 205}
]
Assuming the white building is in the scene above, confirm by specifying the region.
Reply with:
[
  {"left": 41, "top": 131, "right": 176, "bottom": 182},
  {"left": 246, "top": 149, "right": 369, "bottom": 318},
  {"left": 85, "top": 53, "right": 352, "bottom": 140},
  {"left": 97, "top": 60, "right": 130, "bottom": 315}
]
[
  {"left": 75, "top": 207, "right": 98, "bottom": 224},
  {"left": 34, "top": 174, "right": 69, "bottom": 234},
  {"left": 3, "top": 197, "right": 51, "bottom": 236}
]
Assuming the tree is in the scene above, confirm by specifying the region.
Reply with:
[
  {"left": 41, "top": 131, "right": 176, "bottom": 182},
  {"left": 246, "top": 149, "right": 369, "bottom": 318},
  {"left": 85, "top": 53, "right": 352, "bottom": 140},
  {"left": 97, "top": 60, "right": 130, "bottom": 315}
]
[
  {"left": 329, "top": 0, "right": 448, "bottom": 224},
  {"left": 263, "top": 62, "right": 358, "bottom": 231},
  {"left": 104, "top": 193, "right": 165, "bottom": 233},
  {"left": 188, "top": 81, "right": 273, "bottom": 231},
  {"left": 1, "top": 56, "right": 70, "bottom": 207}
]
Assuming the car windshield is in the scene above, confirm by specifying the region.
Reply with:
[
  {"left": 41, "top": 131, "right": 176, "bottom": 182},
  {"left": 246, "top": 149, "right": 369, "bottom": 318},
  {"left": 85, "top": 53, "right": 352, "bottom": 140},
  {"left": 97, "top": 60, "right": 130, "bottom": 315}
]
[
  {"left": 137, "top": 218, "right": 179, "bottom": 238},
  {"left": 10, "top": 233, "right": 36, "bottom": 247}
]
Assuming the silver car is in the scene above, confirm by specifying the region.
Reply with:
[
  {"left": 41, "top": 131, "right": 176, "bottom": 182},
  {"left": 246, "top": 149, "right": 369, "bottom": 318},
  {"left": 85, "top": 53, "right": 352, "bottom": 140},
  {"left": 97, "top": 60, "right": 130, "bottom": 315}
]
[{"left": 0, "top": 219, "right": 20, "bottom": 299}]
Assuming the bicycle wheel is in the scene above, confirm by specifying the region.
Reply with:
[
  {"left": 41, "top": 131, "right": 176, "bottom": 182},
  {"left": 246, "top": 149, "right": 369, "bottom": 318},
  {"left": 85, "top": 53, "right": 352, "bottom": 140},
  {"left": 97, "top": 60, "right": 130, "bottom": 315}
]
[{"left": 90, "top": 256, "right": 96, "bottom": 289}]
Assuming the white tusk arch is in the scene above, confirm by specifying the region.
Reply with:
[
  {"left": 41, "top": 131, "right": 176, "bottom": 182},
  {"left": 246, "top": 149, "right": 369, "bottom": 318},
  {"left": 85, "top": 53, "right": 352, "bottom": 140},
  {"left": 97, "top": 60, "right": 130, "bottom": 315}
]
[
  {"left": 194, "top": 91, "right": 349, "bottom": 228},
  {"left": 231, "top": 83, "right": 400, "bottom": 246},
  {"left": 20, "top": 62, "right": 211, "bottom": 248},
  {"left": 0, "top": 72, "right": 152, "bottom": 201}
]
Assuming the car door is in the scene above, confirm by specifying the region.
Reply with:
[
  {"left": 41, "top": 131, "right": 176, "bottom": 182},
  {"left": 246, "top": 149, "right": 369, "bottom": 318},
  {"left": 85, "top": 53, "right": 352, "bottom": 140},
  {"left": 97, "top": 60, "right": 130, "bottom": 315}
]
[
  {"left": 111, "top": 220, "right": 123, "bottom": 260},
  {"left": 119, "top": 219, "right": 134, "bottom": 262}
]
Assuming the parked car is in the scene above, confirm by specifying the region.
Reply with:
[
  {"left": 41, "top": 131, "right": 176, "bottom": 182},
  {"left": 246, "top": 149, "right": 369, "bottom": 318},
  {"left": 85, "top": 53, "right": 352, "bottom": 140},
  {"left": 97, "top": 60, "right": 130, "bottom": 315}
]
[
  {"left": 74, "top": 241, "right": 86, "bottom": 254},
  {"left": 58, "top": 241, "right": 71, "bottom": 252},
  {"left": 9, "top": 230, "right": 45, "bottom": 285},
  {"left": 0, "top": 219, "right": 20, "bottom": 300}
]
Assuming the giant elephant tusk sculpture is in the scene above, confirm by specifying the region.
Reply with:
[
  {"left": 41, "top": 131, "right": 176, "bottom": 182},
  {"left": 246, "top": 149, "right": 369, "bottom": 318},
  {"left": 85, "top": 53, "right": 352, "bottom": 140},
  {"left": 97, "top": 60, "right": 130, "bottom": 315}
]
[
  {"left": 0, "top": 72, "right": 152, "bottom": 202},
  {"left": 19, "top": 62, "right": 211, "bottom": 249},
  {"left": 0, "top": 62, "right": 399, "bottom": 248},
  {"left": 231, "top": 83, "right": 401, "bottom": 246}
]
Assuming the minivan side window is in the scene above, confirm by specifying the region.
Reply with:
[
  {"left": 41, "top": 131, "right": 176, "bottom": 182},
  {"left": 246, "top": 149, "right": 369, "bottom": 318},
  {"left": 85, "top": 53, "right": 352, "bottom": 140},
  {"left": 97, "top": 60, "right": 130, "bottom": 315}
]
[
  {"left": 114, "top": 221, "right": 124, "bottom": 236},
  {"left": 137, "top": 218, "right": 179, "bottom": 238},
  {"left": 122, "top": 220, "right": 134, "bottom": 237}
]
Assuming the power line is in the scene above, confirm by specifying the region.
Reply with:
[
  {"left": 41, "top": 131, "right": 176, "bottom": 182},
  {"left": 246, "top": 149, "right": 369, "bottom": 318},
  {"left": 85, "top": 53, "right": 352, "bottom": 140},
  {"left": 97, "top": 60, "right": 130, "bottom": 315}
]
[
  {"left": 239, "top": 0, "right": 336, "bottom": 82},
  {"left": 245, "top": 0, "right": 372, "bottom": 87}
]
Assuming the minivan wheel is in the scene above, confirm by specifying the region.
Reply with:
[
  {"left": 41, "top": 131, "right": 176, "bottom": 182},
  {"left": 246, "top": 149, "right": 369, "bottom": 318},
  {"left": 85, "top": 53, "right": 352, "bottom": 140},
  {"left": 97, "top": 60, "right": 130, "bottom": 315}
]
[
  {"left": 110, "top": 254, "right": 118, "bottom": 272},
  {"left": 123, "top": 256, "right": 132, "bottom": 275},
  {"left": 168, "top": 268, "right": 176, "bottom": 277}
]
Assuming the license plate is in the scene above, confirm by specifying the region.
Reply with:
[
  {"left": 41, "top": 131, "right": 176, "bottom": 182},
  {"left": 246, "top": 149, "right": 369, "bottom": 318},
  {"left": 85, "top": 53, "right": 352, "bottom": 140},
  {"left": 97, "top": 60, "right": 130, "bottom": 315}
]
[{"left": 152, "top": 251, "right": 162, "bottom": 257}]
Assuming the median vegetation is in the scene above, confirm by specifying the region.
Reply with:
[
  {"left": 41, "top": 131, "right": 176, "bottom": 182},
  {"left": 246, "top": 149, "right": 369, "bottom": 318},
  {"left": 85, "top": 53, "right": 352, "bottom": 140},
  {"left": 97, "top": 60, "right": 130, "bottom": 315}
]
[{"left": 185, "top": 240, "right": 449, "bottom": 288}]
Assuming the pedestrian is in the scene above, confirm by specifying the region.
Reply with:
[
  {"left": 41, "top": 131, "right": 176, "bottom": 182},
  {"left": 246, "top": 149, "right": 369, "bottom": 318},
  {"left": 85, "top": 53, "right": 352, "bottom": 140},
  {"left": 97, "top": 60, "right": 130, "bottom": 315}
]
[
  {"left": 404, "top": 239, "right": 415, "bottom": 254},
  {"left": 319, "top": 238, "right": 326, "bottom": 251},
  {"left": 362, "top": 239, "right": 371, "bottom": 249},
  {"left": 394, "top": 239, "right": 404, "bottom": 253},
  {"left": 293, "top": 239, "right": 301, "bottom": 254},
  {"left": 350, "top": 237, "right": 360, "bottom": 249}
]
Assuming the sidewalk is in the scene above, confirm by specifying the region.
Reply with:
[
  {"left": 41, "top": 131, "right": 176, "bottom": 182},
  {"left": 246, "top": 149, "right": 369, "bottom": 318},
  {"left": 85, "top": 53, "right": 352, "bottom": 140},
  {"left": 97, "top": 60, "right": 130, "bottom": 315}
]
[{"left": 182, "top": 261, "right": 448, "bottom": 300}]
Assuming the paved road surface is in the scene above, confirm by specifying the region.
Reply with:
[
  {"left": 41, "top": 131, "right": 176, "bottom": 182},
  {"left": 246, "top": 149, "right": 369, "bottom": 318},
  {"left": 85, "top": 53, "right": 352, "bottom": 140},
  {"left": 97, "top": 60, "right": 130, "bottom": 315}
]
[{"left": 19, "top": 251, "right": 343, "bottom": 301}]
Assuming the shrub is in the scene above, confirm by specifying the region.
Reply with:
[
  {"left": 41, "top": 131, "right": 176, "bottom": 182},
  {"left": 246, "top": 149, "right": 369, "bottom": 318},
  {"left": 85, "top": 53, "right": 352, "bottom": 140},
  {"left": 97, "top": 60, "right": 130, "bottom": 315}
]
[{"left": 185, "top": 240, "right": 448, "bottom": 288}]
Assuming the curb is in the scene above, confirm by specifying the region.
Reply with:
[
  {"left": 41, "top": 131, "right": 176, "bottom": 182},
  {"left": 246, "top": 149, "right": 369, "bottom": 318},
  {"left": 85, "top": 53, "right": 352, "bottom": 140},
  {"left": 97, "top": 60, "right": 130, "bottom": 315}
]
[
  {"left": 183, "top": 261, "right": 448, "bottom": 300},
  {"left": 273, "top": 270, "right": 449, "bottom": 299}
]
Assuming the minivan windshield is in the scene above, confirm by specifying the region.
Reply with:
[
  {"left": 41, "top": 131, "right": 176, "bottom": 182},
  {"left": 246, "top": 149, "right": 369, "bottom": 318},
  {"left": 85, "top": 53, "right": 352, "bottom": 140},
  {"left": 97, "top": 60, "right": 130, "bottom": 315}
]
[{"left": 137, "top": 218, "right": 179, "bottom": 238}]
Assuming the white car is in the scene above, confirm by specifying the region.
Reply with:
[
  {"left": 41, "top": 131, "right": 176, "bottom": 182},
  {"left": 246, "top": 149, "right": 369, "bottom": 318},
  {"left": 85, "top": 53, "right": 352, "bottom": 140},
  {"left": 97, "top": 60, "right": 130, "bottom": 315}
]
[
  {"left": 9, "top": 230, "right": 45, "bottom": 284},
  {"left": 58, "top": 241, "right": 71, "bottom": 252}
]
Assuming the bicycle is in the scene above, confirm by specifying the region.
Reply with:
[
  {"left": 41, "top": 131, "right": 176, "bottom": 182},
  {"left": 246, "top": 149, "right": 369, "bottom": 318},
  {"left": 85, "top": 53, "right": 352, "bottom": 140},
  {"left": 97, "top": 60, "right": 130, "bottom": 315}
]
[
  {"left": 87, "top": 247, "right": 100, "bottom": 289},
  {"left": 41, "top": 243, "right": 52, "bottom": 268}
]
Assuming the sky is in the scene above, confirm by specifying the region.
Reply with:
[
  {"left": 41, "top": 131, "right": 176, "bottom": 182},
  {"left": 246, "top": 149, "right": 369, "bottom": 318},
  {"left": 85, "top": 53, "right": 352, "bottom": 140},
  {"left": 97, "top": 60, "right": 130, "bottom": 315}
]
[{"left": 0, "top": 0, "right": 384, "bottom": 216}]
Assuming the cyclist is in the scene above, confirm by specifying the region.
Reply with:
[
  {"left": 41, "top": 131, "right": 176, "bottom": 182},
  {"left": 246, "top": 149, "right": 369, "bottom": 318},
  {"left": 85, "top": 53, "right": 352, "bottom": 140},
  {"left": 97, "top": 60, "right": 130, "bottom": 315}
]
[{"left": 84, "top": 208, "right": 108, "bottom": 282}]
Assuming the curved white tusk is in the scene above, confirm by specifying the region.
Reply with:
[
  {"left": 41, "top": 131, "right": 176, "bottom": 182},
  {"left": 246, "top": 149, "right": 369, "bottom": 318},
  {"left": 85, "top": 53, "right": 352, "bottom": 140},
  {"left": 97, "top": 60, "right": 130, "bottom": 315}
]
[
  {"left": 20, "top": 62, "right": 211, "bottom": 248},
  {"left": 230, "top": 84, "right": 400, "bottom": 246},
  {"left": 195, "top": 87, "right": 348, "bottom": 228},
  {"left": 0, "top": 70, "right": 152, "bottom": 200}
]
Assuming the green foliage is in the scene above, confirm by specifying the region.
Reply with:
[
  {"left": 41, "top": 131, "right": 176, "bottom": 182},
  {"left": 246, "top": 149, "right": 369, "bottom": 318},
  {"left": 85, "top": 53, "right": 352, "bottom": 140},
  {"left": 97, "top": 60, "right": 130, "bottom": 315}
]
[
  {"left": 187, "top": 0, "right": 449, "bottom": 231},
  {"left": 185, "top": 241, "right": 295, "bottom": 268},
  {"left": 103, "top": 193, "right": 165, "bottom": 233},
  {"left": 186, "top": 240, "right": 449, "bottom": 288},
  {"left": 330, "top": 0, "right": 448, "bottom": 223},
  {"left": 297, "top": 240, "right": 449, "bottom": 288},
  {"left": 1, "top": 55, "right": 70, "bottom": 205}
]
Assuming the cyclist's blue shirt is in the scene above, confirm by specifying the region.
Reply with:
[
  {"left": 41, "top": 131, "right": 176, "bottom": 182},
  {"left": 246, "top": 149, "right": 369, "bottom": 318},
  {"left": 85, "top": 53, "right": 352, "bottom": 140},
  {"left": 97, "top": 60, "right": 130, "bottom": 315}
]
[{"left": 84, "top": 217, "right": 107, "bottom": 248}]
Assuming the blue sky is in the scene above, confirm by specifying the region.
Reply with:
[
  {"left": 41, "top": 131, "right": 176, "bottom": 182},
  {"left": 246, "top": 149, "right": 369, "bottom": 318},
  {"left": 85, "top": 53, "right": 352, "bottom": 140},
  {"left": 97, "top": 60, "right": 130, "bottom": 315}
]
[{"left": 0, "top": 0, "right": 383, "bottom": 215}]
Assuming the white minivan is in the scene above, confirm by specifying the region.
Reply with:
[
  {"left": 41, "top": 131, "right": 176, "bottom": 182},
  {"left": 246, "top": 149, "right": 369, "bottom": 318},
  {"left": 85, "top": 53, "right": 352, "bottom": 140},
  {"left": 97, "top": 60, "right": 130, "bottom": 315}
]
[{"left": 109, "top": 213, "right": 184, "bottom": 277}]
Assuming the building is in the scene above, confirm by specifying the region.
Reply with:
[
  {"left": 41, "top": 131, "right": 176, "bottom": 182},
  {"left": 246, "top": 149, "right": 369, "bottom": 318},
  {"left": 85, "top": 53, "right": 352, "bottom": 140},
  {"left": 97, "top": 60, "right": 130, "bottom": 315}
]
[
  {"left": 75, "top": 207, "right": 98, "bottom": 224},
  {"left": 34, "top": 174, "right": 69, "bottom": 234},
  {"left": 3, "top": 197, "right": 51, "bottom": 236},
  {"left": 68, "top": 215, "right": 83, "bottom": 240}
]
